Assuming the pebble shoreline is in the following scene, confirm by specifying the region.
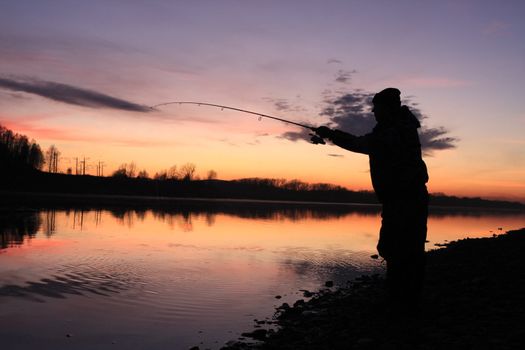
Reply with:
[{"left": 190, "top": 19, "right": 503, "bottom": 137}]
[{"left": 216, "top": 228, "right": 525, "bottom": 350}]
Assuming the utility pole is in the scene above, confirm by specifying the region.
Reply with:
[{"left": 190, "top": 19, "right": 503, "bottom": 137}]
[
  {"left": 80, "top": 157, "right": 90, "bottom": 175},
  {"left": 75, "top": 157, "right": 79, "bottom": 175},
  {"left": 97, "top": 161, "right": 105, "bottom": 177}
]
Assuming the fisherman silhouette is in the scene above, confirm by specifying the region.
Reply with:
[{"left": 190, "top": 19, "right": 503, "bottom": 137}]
[{"left": 314, "top": 88, "right": 429, "bottom": 314}]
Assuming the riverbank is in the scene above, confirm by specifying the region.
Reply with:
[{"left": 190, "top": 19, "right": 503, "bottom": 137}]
[
  {"left": 2, "top": 169, "right": 524, "bottom": 210},
  {"left": 222, "top": 228, "right": 525, "bottom": 350},
  {"left": 3, "top": 192, "right": 525, "bottom": 217}
]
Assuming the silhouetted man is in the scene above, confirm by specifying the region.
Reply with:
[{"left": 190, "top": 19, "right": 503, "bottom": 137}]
[{"left": 315, "top": 88, "right": 429, "bottom": 313}]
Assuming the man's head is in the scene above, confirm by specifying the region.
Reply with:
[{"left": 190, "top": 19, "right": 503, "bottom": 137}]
[{"left": 372, "top": 88, "right": 401, "bottom": 123}]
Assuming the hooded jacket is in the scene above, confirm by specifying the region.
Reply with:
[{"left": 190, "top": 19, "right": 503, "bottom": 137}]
[{"left": 329, "top": 106, "right": 428, "bottom": 202}]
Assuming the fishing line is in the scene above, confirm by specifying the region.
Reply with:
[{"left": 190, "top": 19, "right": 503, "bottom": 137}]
[{"left": 151, "top": 101, "right": 315, "bottom": 131}]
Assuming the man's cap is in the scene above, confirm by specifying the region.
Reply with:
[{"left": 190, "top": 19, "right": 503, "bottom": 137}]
[{"left": 372, "top": 88, "right": 401, "bottom": 106}]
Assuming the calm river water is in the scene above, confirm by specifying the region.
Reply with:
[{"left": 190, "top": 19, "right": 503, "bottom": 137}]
[{"left": 1, "top": 203, "right": 524, "bottom": 349}]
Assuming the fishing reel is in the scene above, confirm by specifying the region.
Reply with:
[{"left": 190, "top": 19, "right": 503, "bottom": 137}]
[{"left": 309, "top": 134, "right": 326, "bottom": 145}]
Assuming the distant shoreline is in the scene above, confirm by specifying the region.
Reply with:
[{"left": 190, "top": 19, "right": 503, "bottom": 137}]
[
  {"left": 0, "top": 190, "right": 380, "bottom": 207},
  {"left": 2, "top": 170, "right": 524, "bottom": 210},
  {"left": 1, "top": 190, "right": 524, "bottom": 213},
  {"left": 1, "top": 190, "right": 381, "bottom": 212}
]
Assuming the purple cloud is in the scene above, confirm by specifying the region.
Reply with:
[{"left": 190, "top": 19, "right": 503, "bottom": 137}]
[
  {"left": 334, "top": 69, "right": 357, "bottom": 84},
  {"left": 0, "top": 76, "right": 151, "bottom": 112},
  {"left": 280, "top": 89, "right": 458, "bottom": 153}
]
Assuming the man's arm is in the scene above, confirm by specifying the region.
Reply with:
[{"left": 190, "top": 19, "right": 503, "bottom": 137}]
[{"left": 315, "top": 126, "right": 371, "bottom": 155}]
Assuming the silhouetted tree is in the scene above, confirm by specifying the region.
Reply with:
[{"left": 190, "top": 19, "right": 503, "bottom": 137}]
[
  {"left": 129, "top": 162, "right": 137, "bottom": 177},
  {"left": 207, "top": 169, "right": 218, "bottom": 180},
  {"left": 113, "top": 164, "right": 128, "bottom": 177},
  {"left": 0, "top": 124, "right": 44, "bottom": 172},
  {"left": 179, "top": 163, "right": 196, "bottom": 181},
  {"left": 45, "top": 145, "right": 60, "bottom": 173},
  {"left": 167, "top": 165, "right": 178, "bottom": 179},
  {"left": 28, "top": 143, "right": 44, "bottom": 169},
  {"left": 112, "top": 167, "right": 127, "bottom": 178},
  {"left": 137, "top": 169, "right": 149, "bottom": 178},
  {"left": 285, "top": 179, "right": 309, "bottom": 191},
  {"left": 153, "top": 170, "right": 168, "bottom": 180},
  {"left": 112, "top": 162, "right": 139, "bottom": 178}
]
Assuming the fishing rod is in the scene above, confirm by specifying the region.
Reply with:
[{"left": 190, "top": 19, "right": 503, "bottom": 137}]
[{"left": 151, "top": 101, "right": 325, "bottom": 144}]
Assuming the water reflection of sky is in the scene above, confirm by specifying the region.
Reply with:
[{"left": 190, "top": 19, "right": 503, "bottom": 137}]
[{"left": 0, "top": 206, "right": 524, "bottom": 349}]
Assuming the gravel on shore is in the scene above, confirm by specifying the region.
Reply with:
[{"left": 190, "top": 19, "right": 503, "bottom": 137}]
[{"left": 220, "top": 228, "right": 525, "bottom": 350}]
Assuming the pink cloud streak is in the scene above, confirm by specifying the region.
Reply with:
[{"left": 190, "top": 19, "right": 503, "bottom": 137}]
[{"left": 0, "top": 117, "right": 170, "bottom": 147}]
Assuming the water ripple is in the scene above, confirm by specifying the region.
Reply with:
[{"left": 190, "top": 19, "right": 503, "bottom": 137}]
[{"left": 0, "top": 261, "right": 143, "bottom": 302}]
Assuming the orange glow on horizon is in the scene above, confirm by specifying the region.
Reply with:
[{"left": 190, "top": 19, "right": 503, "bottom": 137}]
[{"left": 2, "top": 105, "right": 524, "bottom": 203}]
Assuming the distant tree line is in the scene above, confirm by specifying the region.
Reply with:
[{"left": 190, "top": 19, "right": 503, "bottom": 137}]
[
  {"left": 1, "top": 124, "right": 523, "bottom": 209},
  {"left": 112, "top": 162, "right": 216, "bottom": 181},
  {"left": 235, "top": 178, "right": 347, "bottom": 192},
  {"left": 0, "top": 124, "right": 44, "bottom": 172}
]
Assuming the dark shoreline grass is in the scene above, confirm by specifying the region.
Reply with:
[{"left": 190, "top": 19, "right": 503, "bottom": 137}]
[{"left": 221, "top": 228, "right": 525, "bottom": 350}]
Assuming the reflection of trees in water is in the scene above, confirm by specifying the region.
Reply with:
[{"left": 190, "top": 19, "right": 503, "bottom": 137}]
[
  {"left": 125, "top": 205, "right": 379, "bottom": 230},
  {"left": 100, "top": 205, "right": 375, "bottom": 231},
  {"left": 104, "top": 208, "right": 195, "bottom": 231},
  {"left": 76, "top": 205, "right": 522, "bottom": 231},
  {"left": 205, "top": 205, "right": 379, "bottom": 221},
  {"left": 102, "top": 206, "right": 372, "bottom": 231},
  {"left": 1, "top": 209, "right": 112, "bottom": 249},
  {"left": 107, "top": 208, "right": 147, "bottom": 228},
  {"left": 64, "top": 209, "right": 102, "bottom": 231},
  {"left": 0, "top": 211, "right": 42, "bottom": 248},
  {"left": 114, "top": 210, "right": 135, "bottom": 228},
  {"left": 94, "top": 210, "right": 102, "bottom": 226},
  {"left": 151, "top": 210, "right": 194, "bottom": 232},
  {"left": 44, "top": 210, "right": 56, "bottom": 236},
  {"left": 205, "top": 212, "right": 215, "bottom": 226},
  {"left": 0, "top": 209, "right": 62, "bottom": 248},
  {"left": 104, "top": 209, "right": 197, "bottom": 231},
  {"left": 95, "top": 205, "right": 525, "bottom": 230},
  {"left": 4, "top": 204, "right": 518, "bottom": 244},
  {"left": 0, "top": 204, "right": 380, "bottom": 242}
]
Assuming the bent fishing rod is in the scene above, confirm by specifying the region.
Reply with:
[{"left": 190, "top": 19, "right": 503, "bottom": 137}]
[{"left": 151, "top": 101, "right": 326, "bottom": 144}]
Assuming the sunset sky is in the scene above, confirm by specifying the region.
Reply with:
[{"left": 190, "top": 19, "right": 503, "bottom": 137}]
[{"left": 1, "top": 0, "right": 524, "bottom": 202}]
